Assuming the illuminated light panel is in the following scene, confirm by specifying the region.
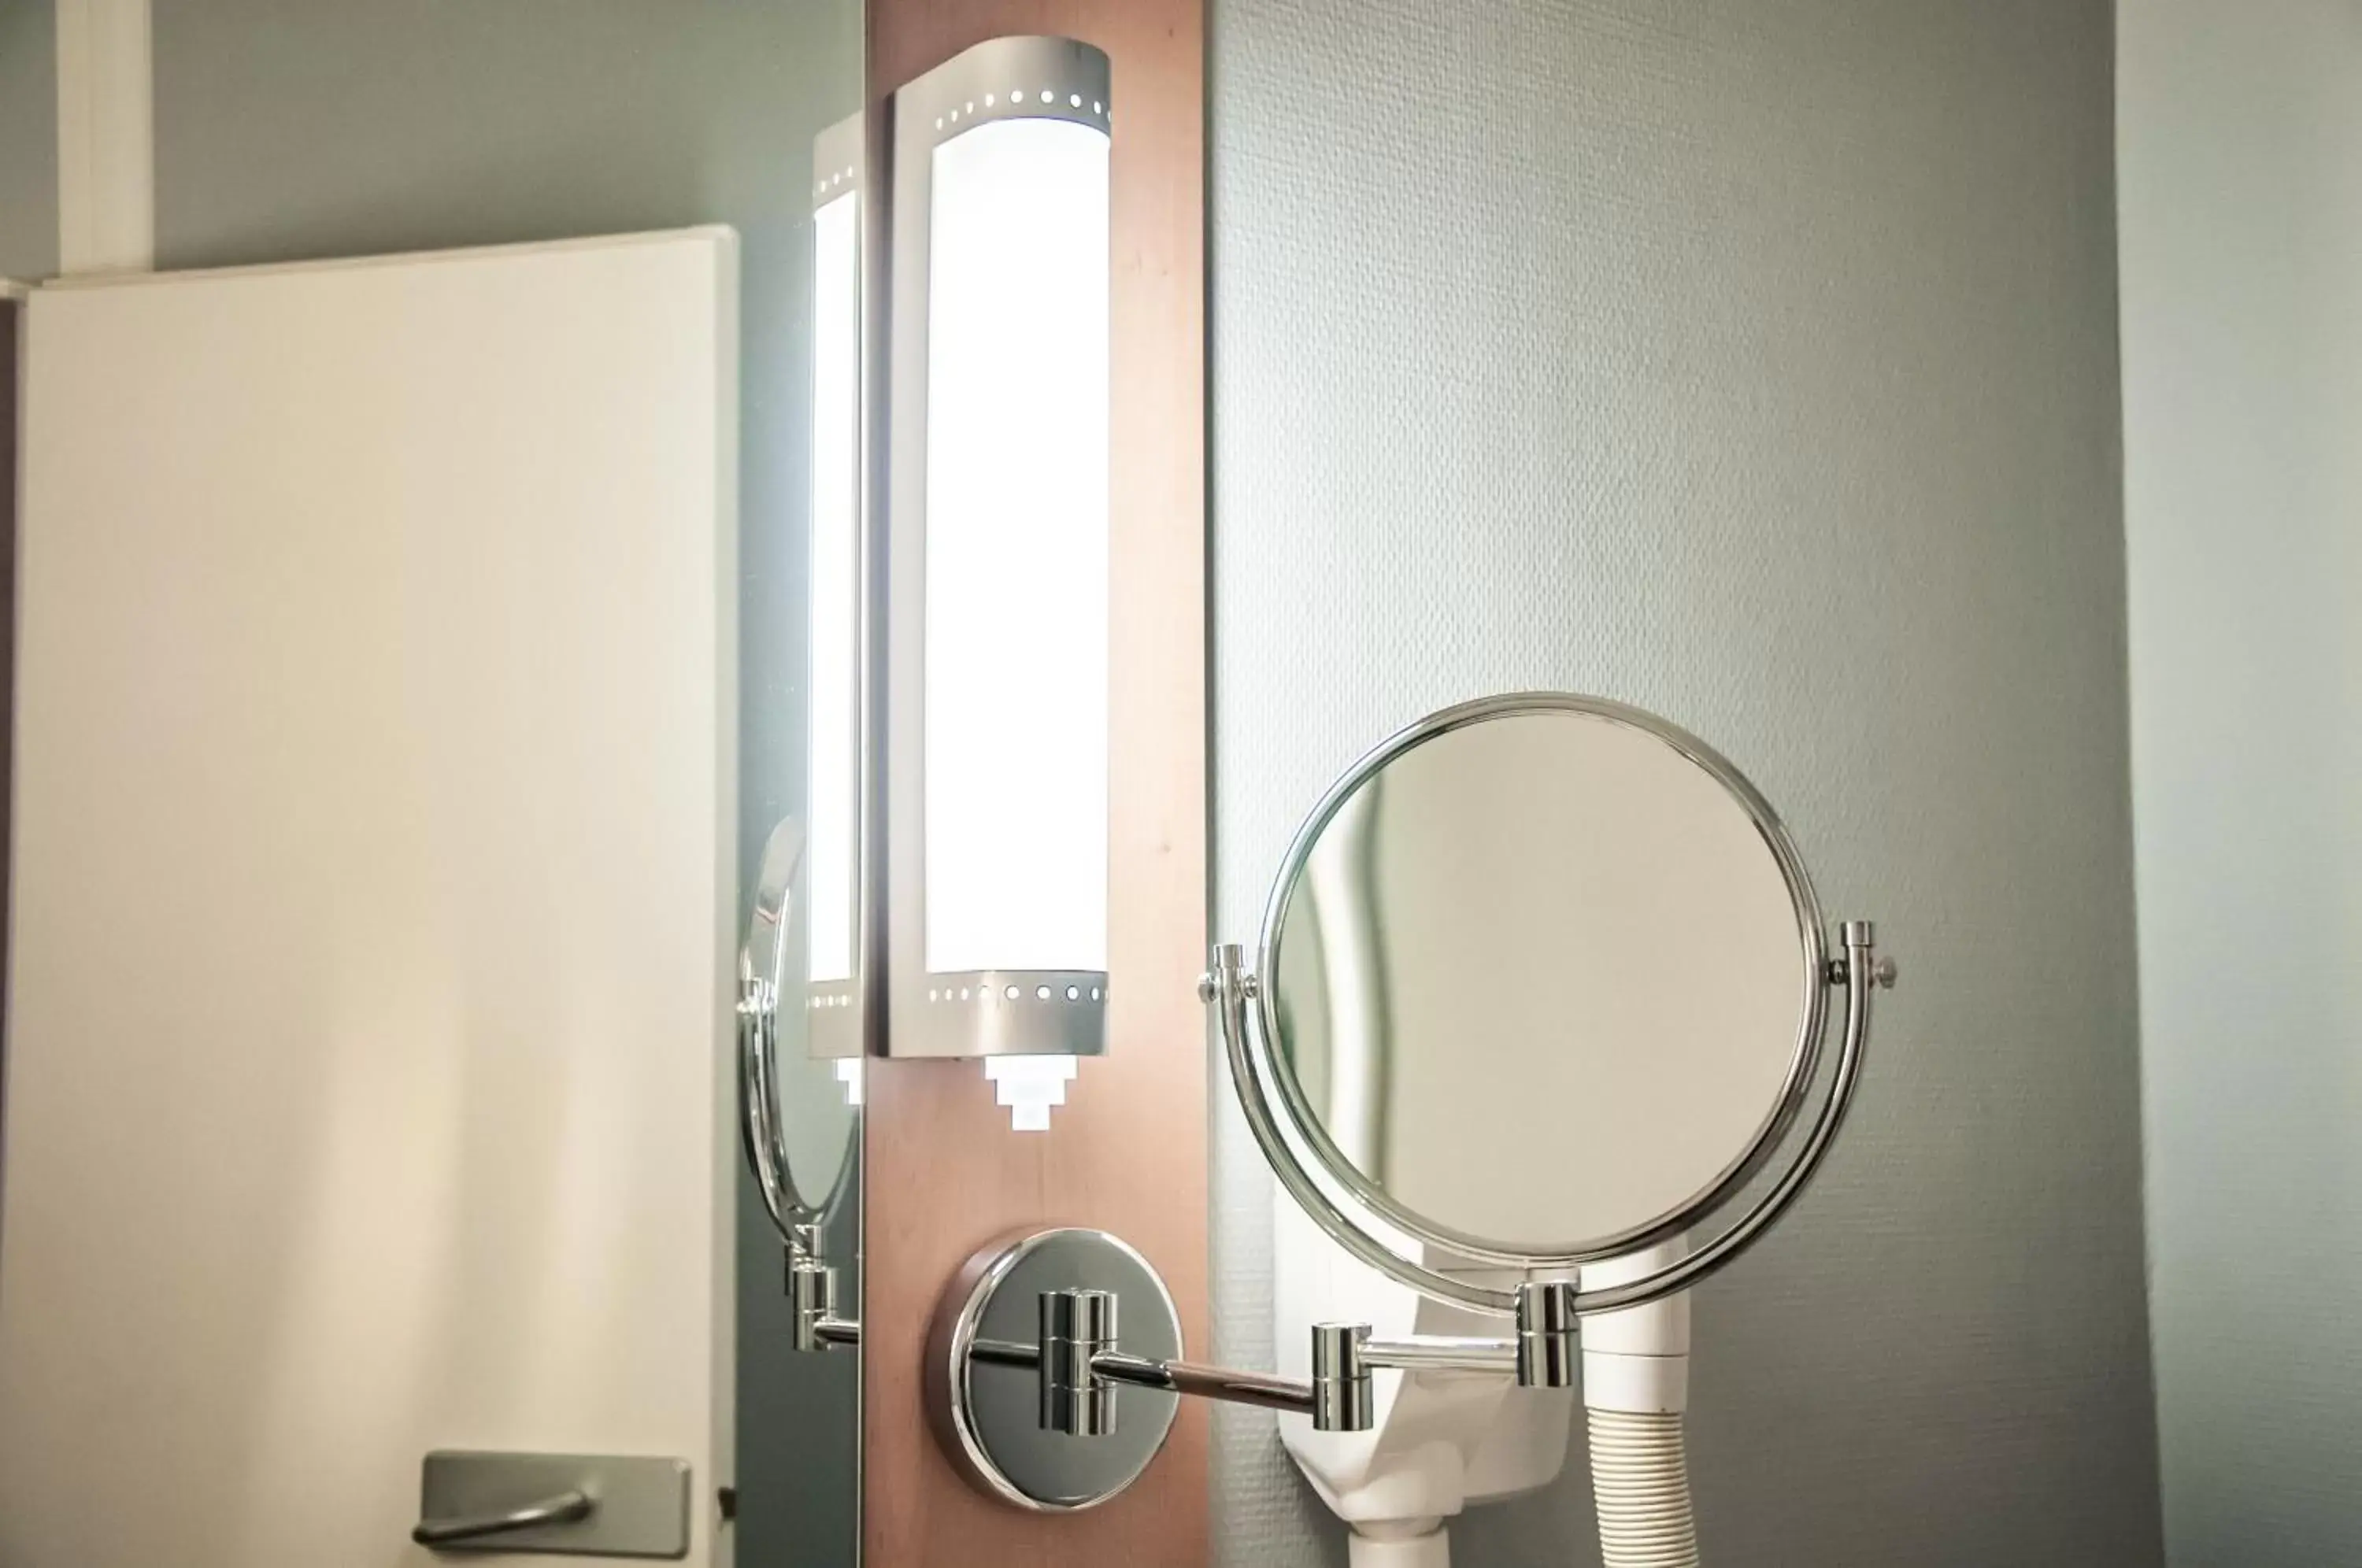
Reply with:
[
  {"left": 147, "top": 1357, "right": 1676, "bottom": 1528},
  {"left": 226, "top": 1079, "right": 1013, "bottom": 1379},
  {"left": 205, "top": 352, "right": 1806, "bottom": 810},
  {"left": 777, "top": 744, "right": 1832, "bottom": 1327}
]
[{"left": 922, "top": 115, "right": 1110, "bottom": 977}]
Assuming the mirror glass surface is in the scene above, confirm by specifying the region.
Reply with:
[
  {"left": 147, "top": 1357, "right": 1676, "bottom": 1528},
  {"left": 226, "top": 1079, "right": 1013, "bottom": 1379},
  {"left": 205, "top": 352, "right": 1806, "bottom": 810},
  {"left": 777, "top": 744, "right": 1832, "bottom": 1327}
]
[
  {"left": 146, "top": 21, "right": 878, "bottom": 1560},
  {"left": 1268, "top": 704, "right": 1813, "bottom": 1256},
  {"left": 742, "top": 59, "right": 867, "bottom": 1568},
  {"left": 0, "top": 6, "right": 868, "bottom": 1563},
  {"left": 746, "top": 815, "right": 863, "bottom": 1222}
]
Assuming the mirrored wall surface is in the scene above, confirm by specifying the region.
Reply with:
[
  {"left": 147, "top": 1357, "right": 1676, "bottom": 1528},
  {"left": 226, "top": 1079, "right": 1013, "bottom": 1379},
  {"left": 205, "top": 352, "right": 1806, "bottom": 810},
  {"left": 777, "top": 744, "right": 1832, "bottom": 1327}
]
[{"left": 142, "top": 6, "right": 872, "bottom": 1565}]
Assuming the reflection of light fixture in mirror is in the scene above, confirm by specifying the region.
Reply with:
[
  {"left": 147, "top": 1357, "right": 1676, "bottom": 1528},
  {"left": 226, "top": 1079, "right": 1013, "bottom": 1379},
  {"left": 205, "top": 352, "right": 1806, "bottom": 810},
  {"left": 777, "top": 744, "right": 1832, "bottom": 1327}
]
[
  {"left": 885, "top": 36, "right": 1112, "bottom": 1133},
  {"left": 806, "top": 110, "right": 864, "bottom": 1064}
]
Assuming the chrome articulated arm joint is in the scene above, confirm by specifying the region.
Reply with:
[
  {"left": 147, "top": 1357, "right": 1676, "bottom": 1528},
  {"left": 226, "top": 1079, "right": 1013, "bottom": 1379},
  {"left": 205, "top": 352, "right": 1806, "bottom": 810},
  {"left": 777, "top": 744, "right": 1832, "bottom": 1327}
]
[
  {"left": 788, "top": 1231, "right": 861, "bottom": 1353},
  {"left": 1027, "top": 1280, "right": 1579, "bottom": 1436},
  {"left": 1039, "top": 1288, "right": 1118, "bottom": 1435},
  {"left": 1826, "top": 919, "right": 1900, "bottom": 990}
]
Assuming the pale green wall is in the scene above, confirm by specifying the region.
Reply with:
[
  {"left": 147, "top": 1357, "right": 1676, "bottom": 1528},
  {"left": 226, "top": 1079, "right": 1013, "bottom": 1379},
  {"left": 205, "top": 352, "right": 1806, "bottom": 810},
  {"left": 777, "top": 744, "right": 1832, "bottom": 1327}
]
[
  {"left": 2120, "top": 3, "right": 2362, "bottom": 1562},
  {"left": 0, "top": 0, "right": 56, "bottom": 280}
]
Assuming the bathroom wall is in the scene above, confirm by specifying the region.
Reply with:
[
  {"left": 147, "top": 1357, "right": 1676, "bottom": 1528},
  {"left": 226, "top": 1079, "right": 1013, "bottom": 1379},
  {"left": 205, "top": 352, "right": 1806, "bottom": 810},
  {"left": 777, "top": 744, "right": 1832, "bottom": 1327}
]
[
  {"left": 1208, "top": 0, "right": 2163, "bottom": 1562},
  {"left": 0, "top": 0, "right": 56, "bottom": 279},
  {"left": 131, "top": 6, "right": 864, "bottom": 1565},
  {"left": 1, "top": 2, "right": 2195, "bottom": 1561},
  {"left": 2118, "top": 4, "right": 2362, "bottom": 1564}
]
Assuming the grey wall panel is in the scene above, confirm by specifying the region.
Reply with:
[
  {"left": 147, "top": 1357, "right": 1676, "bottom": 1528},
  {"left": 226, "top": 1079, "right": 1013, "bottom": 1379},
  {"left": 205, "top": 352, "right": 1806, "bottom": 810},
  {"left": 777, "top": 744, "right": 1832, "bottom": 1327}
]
[
  {"left": 1208, "top": 1, "right": 2161, "bottom": 1562},
  {"left": 2120, "top": 3, "right": 2362, "bottom": 1563},
  {"left": 0, "top": 0, "right": 57, "bottom": 280},
  {"left": 146, "top": 7, "right": 862, "bottom": 1566}
]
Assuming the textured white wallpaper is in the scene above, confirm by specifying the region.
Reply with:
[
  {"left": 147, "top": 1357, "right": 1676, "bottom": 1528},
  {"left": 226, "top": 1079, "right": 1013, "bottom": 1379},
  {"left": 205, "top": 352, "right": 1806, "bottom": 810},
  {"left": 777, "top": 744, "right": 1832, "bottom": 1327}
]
[{"left": 1208, "top": 1, "right": 2162, "bottom": 1562}]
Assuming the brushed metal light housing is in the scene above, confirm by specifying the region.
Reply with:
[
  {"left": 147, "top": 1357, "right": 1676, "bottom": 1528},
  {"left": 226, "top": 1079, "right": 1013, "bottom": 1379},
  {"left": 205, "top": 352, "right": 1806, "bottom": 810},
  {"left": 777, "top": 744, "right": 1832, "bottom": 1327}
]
[{"left": 882, "top": 38, "right": 1115, "bottom": 1126}]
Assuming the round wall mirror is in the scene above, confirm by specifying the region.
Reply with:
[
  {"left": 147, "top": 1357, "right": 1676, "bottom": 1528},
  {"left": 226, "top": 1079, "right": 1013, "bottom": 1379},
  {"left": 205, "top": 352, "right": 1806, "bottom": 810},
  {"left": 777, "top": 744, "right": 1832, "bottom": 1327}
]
[
  {"left": 1254, "top": 693, "right": 1827, "bottom": 1274},
  {"left": 742, "top": 815, "right": 861, "bottom": 1234}
]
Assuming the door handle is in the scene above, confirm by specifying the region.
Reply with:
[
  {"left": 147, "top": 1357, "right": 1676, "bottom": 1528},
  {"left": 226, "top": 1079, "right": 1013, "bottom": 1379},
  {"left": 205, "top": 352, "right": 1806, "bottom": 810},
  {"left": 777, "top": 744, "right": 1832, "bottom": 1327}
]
[
  {"left": 413, "top": 1488, "right": 594, "bottom": 1548},
  {"left": 413, "top": 1450, "right": 688, "bottom": 1558}
]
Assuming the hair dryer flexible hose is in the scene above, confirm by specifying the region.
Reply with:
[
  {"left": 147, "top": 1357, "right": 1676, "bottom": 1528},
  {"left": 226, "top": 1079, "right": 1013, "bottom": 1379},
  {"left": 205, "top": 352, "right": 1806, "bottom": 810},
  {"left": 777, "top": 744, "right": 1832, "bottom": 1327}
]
[
  {"left": 1583, "top": 1242, "right": 1699, "bottom": 1567},
  {"left": 1588, "top": 1408, "right": 1699, "bottom": 1567}
]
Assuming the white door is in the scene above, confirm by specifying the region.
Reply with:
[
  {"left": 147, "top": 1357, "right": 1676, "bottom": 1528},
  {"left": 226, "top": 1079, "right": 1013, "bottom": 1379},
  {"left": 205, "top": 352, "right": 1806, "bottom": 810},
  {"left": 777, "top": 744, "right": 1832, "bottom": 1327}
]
[{"left": 0, "top": 230, "right": 739, "bottom": 1566}]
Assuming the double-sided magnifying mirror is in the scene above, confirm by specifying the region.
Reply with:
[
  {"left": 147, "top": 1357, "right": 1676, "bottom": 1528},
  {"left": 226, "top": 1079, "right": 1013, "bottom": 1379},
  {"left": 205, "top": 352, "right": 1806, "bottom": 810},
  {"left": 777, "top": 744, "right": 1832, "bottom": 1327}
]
[
  {"left": 1238, "top": 690, "right": 1879, "bottom": 1305},
  {"left": 927, "top": 691, "right": 1894, "bottom": 1511}
]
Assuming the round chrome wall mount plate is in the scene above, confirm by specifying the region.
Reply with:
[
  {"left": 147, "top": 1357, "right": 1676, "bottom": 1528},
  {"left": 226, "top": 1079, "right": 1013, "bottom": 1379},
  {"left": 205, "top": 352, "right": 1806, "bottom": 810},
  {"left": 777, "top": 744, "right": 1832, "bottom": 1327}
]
[{"left": 926, "top": 1227, "right": 1183, "bottom": 1511}]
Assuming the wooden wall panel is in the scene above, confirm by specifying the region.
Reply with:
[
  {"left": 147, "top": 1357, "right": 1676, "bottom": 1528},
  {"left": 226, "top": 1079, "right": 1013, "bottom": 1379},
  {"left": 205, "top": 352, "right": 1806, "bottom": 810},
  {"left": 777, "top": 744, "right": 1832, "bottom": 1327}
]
[
  {"left": 0, "top": 294, "right": 17, "bottom": 1152},
  {"left": 861, "top": 2, "right": 1207, "bottom": 1565}
]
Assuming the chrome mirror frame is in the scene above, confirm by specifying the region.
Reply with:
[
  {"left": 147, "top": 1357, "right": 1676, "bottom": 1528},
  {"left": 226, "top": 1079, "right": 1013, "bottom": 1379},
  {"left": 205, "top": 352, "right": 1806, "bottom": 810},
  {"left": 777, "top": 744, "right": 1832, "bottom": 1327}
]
[{"left": 1207, "top": 690, "right": 1897, "bottom": 1318}]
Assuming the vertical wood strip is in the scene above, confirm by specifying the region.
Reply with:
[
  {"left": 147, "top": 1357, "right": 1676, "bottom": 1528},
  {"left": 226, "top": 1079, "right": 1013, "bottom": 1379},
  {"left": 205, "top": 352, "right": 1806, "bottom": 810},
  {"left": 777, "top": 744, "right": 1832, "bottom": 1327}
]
[
  {"left": 0, "top": 295, "right": 16, "bottom": 1163},
  {"left": 861, "top": 1, "right": 1207, "bottom": 1563}
]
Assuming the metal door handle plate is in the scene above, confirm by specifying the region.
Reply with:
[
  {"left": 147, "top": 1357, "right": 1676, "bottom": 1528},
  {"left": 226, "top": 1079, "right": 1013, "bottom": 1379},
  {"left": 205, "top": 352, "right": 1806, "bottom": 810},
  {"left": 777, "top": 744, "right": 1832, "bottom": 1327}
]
[{"left": 414, "top": 1452, "right": 691, "bottom": 1559}]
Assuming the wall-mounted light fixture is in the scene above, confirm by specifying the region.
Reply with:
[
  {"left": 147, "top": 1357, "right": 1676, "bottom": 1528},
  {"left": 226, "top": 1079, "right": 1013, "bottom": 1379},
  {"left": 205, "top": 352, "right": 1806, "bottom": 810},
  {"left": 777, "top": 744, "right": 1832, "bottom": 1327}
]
[{"left": 884, "top": 36, "right": 1113, "bottom": 1131}]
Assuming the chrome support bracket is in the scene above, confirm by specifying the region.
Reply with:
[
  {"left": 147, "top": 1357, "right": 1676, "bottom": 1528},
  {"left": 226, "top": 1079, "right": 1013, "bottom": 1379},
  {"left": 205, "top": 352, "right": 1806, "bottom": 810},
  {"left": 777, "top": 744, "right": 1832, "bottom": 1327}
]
[
  {"left": 942, "top": 901, "right": 1900, "bottom": 1509},
  {"left": 1029, "top": 1277, "right": 1579, "bottom": 1437},
  {"left": 1513, "top": 1279, "right": 1581, "bottom": 1387},
  {"left": 788, "top": 1247, "right": 862, "bottom": 1353},
  {"left": 930, "top": 1227, "right": 1184, "bottom": 1512},
  {"left": 1310, "top": 1324, "right": 1374, "bottom": 1431},
  {"left": 1825, "top": 921, "right": 1900, "bottom": 990},
  {"left": 1040, "top": 1289, "right": 1119, "bottom": 1435}
]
